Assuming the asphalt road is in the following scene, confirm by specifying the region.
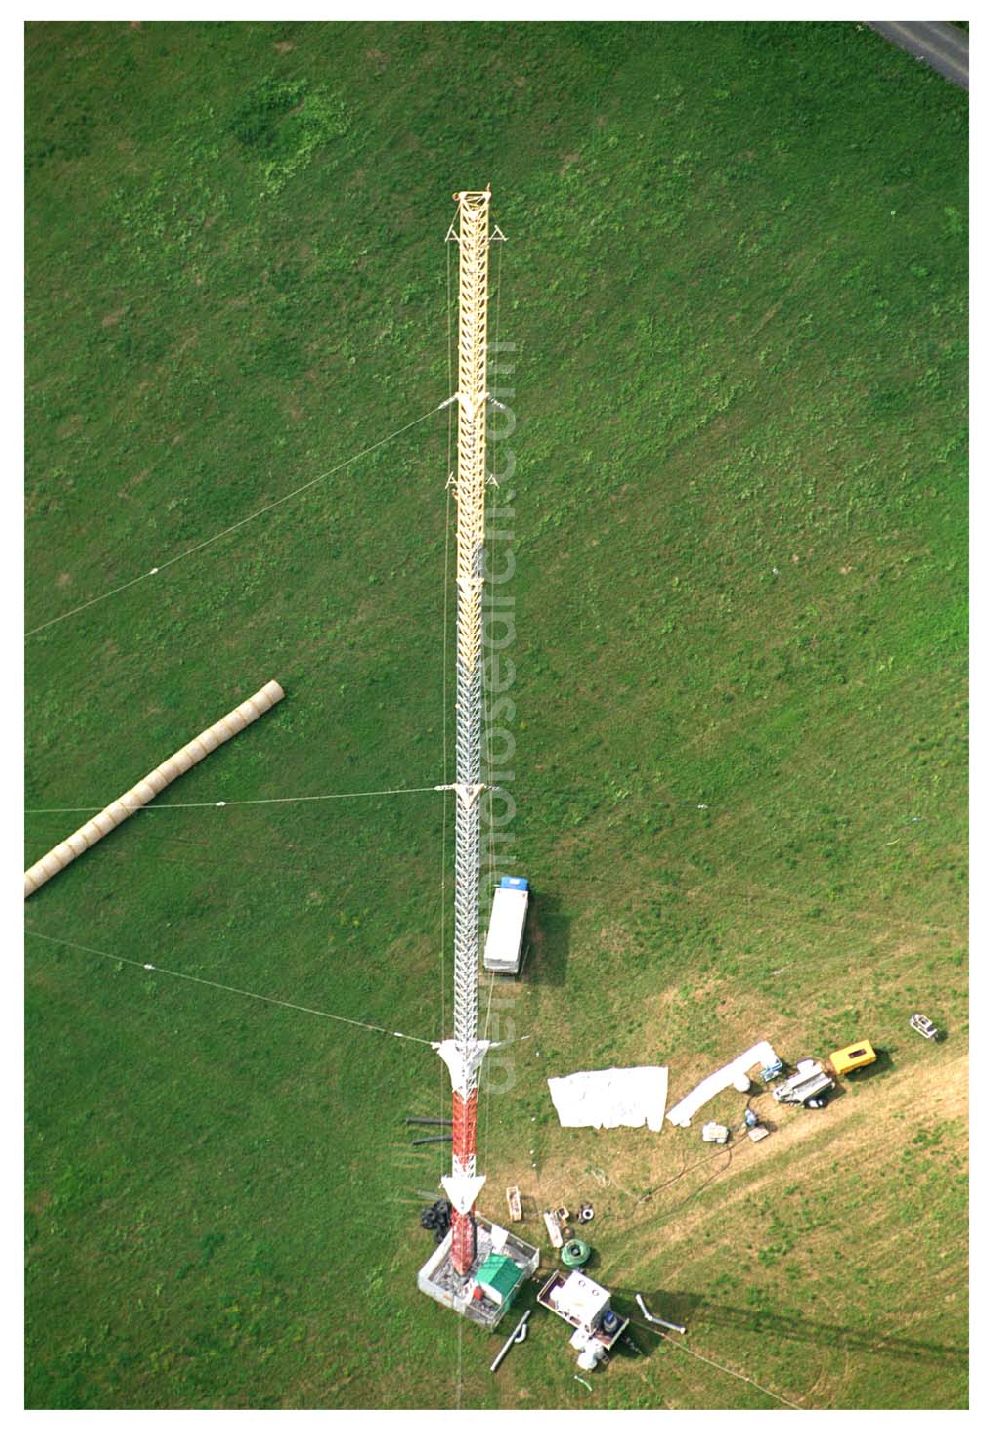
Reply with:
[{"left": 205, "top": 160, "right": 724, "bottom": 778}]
[{"left": 867, "top": 20, "right": 969, "bottom": 91}]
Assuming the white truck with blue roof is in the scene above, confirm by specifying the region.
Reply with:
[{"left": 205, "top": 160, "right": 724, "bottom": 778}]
[{"left": 483, "top": 876, "right": 529, "bottom": 975}]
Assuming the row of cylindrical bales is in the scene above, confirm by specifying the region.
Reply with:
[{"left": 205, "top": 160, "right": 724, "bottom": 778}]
[{"left": 24, "top": 680, "right": 285, "bottom": 899}]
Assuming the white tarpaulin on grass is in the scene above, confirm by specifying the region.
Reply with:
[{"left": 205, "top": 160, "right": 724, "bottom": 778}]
[
  {"left": 547, "top": 1066, "right": 669, "bottom": 1133},
  {"left": 665, "top": 1040, "right": 781, "bottom": 1128}
]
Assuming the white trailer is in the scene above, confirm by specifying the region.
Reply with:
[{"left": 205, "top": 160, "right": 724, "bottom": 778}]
[
  {"left": 483, "top": 876, "right": 529, "bottom": 974},
  {"left": 772, "top": 1059, "right": 834, "bottom": 1105}
]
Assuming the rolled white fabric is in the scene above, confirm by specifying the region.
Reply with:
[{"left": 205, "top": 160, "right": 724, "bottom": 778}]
[{"left": 24, "top": 680, "right": 285, "bottom": 898}]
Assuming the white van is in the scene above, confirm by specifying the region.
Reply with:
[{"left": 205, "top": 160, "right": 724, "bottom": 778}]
[{"left": 483, "top": 876, "right": 529, "bottom": 974}]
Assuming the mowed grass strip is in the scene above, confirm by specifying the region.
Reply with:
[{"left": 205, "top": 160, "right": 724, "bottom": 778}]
[{"left": 25, "top": 20, "right": 966, "bottom": 1408}]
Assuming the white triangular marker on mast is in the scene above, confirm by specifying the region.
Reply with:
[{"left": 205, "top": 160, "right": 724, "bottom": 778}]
[{"left": 440, "top": 1174, "right": 487, "bottom": 1216}]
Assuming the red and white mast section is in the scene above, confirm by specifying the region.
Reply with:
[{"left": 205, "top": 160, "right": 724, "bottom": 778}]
[{"left": 434, "top": 189, "right": 494, "bottom": 1276}]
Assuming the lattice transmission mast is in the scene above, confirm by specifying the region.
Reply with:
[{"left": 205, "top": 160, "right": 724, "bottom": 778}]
[
  {"left": 419, "top": 190, "right": 538, "bottom": 1324},
  {"left": 434, "top": 188, "right": 493, "bottom": 1275}
]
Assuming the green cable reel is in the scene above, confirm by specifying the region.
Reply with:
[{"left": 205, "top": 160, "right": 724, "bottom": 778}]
[{"left": 561, "top": 1238, "right": 591, "bottom": 1268}]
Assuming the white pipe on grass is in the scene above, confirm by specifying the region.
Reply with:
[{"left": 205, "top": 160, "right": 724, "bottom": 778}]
[
  {"left": 24, "top": 680, "right": 285, "bottom": 898},
  {"left": 636, "top": 1293, "right": 687, "bottom": 1334}
]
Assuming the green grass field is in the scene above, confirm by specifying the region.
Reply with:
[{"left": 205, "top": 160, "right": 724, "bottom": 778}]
[{"left": 25, "top": 20, "right": 967, "bottom": 1409}]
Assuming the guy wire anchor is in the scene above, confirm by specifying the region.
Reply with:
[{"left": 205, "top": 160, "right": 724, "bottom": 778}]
[
  {"left": 489, "top": 1310, "right": 530, "bottom": 1373},
  {"left": 635, "top": 1293, "right": 687, "bottom": 1334}
]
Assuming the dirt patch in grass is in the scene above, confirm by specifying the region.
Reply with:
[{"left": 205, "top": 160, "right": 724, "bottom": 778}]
[{"left": 632, "top": 1046, "right": 967, "bottom": 1251}]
